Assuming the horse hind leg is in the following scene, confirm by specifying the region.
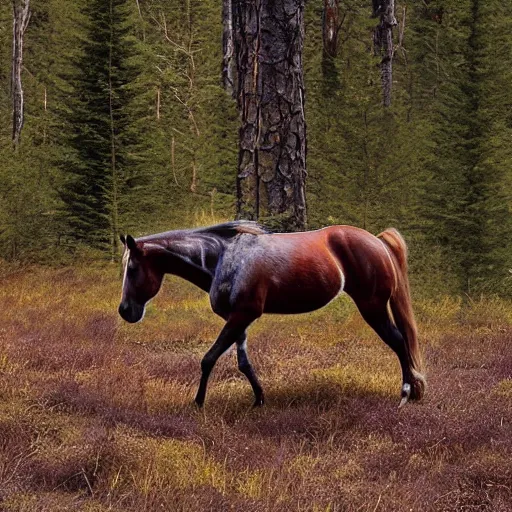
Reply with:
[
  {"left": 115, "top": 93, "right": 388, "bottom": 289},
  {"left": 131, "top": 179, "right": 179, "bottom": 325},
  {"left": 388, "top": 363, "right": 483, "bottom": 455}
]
[
  {"left": 236, "top": 334, "right": 264, "bottom": 407},
  {"left": 355, "top": 299, "right": 424, "bottom": 407}
]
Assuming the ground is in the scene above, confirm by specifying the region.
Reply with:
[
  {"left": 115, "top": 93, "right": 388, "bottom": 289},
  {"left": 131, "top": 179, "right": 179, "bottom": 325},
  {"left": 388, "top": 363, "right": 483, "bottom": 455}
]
[{"left": 0, "top": 265, "right": 511, "bottom": 511}]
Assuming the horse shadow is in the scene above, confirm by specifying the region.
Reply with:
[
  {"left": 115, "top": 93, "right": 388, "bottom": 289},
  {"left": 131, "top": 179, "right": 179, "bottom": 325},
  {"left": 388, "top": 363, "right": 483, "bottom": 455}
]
[
  {"left": 43, "top": 372, "right": 403, "bottom": 445},
  {"left": 202, "top": 375, "right": 400, "bottom": 431}
]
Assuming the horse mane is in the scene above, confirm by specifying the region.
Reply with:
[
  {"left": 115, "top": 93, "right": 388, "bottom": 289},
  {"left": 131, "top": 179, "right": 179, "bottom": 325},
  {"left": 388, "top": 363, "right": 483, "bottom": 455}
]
[
  {"left": 133, "top": 221, "right": 269, "bottom": 249},
  {"left": 195, "top": 221, "right": 268, "bottom": 238}
]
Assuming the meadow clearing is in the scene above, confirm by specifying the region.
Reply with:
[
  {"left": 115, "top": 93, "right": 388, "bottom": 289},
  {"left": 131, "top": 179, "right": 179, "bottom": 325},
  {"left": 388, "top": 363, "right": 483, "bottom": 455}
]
[{"left": 0, "top": 264, "right": 511, "bottom": 511}]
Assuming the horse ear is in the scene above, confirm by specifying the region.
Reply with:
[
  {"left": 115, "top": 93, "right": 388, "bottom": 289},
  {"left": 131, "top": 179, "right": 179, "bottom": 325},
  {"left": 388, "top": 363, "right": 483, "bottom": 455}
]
[
  {"left": 126, "top": 235, "right": 138, "bottom": 252},
  {"left": 120, "top": 234, "right": 126, "bottom": 246}
]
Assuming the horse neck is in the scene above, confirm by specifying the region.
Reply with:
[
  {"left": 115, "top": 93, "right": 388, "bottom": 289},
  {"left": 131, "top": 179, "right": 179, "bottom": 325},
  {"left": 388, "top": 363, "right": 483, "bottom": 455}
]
[{"left": 159, "top": 234, "right": 224, "bottom": 292}]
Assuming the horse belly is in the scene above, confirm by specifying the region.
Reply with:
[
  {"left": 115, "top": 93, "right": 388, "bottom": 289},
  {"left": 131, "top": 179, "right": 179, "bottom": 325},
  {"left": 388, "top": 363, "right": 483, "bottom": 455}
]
[{"left": 263, "top": 262, "right": 343, "bottom": 314}]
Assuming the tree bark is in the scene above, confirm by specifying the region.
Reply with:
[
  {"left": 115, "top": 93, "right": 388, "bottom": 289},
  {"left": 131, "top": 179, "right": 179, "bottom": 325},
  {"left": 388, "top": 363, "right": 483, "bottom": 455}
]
[
  {"left": 234, "top": 0, "right": 307, "bottom": 231},
  {"left": 11, "top": 0, "right": 30, "bottom": 147},
  {"left": 373, "top": 0, "right": 397, "bottom": 107},
  {"left": 222, "top": 0, "right": 235, "bottom": 95},
  {"left": 322, "top": 0, "right": 339, "bottom": 58}
]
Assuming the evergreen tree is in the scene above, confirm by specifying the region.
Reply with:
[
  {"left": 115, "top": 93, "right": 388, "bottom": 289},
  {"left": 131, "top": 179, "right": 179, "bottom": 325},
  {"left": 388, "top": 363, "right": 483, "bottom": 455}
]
[
  {"left": 464, "top": 0, "right": 512, "bottom": 294},
  {"left": 131, "top": 0, "right": 238, "bottom": 232},
  {"left": 412, "top": 0, "right": 512, "bottom": 294},
  {"left": 59, "top": 0, "right": 143, "bottom": 257},
  {"left": 0, "top": 0, "right": 71, "bottom": 261},
  {"left": 0, "top": 0, "right": 510, "bottom": 298}
]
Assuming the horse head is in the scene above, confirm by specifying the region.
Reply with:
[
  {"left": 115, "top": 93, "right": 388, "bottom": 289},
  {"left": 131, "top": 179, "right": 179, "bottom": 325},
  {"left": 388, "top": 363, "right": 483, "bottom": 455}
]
[{"left": 118, "top": 235, "right": 165, "bottom": 323}]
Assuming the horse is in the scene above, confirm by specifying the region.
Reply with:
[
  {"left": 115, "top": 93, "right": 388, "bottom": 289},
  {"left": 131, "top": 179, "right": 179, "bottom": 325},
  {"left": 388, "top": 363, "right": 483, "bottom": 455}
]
[{"left": 118, "top": 221, "right": 426, "bottom": 409}]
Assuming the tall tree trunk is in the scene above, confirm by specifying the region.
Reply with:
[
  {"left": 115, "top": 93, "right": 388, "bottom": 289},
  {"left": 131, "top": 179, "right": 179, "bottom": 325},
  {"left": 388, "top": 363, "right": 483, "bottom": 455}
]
[
  {"left": 108, "top": 0, "right": 120, "bottom": 261},
  {"left": 322, "top": 0, "right": 339, "bottom": 58},
  {"left": 373, "top": 0, "right": 396, "bottom": 107},
  {"left": 235, "top": 0, "right": 307, "bottom": 231},
  {"left": 222, "top": 0, "right": 235, "bottom": 95},
  {"left": 11, "top": 0, "right": 30, "bottom": 147}
]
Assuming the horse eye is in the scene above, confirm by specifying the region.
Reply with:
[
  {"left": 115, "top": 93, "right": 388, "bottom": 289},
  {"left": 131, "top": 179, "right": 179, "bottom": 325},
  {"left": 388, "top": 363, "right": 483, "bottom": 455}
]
[{"left": 128, "top": 264, "right": 138, "bottom": 276}]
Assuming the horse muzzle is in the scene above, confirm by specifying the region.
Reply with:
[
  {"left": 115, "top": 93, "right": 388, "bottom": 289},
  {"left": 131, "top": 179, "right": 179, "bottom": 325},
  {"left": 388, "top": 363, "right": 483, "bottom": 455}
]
[{"left": 118, "top": 301, "right": 145, "bottom": 323}]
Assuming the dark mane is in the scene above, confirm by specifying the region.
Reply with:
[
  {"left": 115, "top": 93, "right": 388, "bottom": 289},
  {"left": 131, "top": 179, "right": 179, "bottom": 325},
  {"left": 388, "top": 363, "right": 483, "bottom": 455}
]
[
  {"left": 135, "top": 221, "right": 269, "bottom": 245},
  {"left": 194, "top": 221, "right": 269, "bottom": 238}
]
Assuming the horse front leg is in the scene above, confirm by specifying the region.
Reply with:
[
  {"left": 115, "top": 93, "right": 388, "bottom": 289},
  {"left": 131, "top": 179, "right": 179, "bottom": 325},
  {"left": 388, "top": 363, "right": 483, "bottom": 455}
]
[
  {"left": 237, "top": 334, "right": 264, "bottom": 407},
  {"left": 194, "top": 313, "right": 255, "bottom": 407}
]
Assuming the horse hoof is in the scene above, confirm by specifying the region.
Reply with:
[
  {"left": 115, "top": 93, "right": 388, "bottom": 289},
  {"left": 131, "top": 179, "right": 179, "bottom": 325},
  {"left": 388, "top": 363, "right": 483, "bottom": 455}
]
[
  {"left": 253, "top": 397, "right": 265, "bottom": 407},
  {"left": 194, "top": 399, "right": 204, "bottom": 409},
  {"left": 398, "top": 383, "right": 411, "bottom": 409},
  {"left": 410, "top": 371, "right": 427, "bottom": 401}
]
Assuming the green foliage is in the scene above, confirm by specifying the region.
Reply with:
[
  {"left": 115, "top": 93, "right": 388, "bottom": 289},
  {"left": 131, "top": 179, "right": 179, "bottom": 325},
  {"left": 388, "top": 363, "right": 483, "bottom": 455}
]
[
  {"left": 0, "top": 0, "right": 510, "bottom": 296},
  {"left": 57, "top": 0, "right": 141, "bottom": 253},
  {"left": 409, "top": 0, "right": 512, "bottom": 294}
]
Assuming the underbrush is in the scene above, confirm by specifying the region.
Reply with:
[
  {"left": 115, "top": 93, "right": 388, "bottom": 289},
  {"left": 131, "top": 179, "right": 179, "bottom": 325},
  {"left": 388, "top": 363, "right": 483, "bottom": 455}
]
[{"left": 0, "top": 266, "right": 511, "bottom": 511}]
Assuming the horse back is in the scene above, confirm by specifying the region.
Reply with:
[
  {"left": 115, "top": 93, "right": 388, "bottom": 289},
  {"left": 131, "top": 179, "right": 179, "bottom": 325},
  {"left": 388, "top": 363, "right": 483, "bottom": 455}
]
[
  {"left": 211, "top": 230, "right": 343, "bottom": 316},
  {"left": 211, "top": 226, "right": 395, "bottom": 317}
]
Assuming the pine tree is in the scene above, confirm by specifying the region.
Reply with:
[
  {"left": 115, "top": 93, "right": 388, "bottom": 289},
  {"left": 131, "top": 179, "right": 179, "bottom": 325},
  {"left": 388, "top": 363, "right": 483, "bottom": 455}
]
[
  {"left": 59, "top": 0, "right": 143, "bottom": 257},
  {"left": 130, "top": 0, "right": 238, "bottom": 231},
  {"left": 0, "top": 0, "right": 510, "bottom": 299},
  {"left": 464, "top": 0, "right": 512, "bottom": 294},
  {"left": 412, "top": 0, "right": 512, "bottom": 294}
]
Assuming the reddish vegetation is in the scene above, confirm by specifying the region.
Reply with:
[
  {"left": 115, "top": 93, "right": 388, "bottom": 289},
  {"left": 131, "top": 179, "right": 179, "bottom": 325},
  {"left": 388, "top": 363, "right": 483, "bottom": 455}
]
[{"left": 0, "top": 266, "right": 511, "bottom": 511}]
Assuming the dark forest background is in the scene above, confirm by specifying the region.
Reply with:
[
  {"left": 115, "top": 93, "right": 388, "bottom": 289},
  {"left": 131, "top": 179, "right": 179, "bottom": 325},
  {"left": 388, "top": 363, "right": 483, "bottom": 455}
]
[{"left": 1, "top": 0, "right": 511, "bottom": 297}]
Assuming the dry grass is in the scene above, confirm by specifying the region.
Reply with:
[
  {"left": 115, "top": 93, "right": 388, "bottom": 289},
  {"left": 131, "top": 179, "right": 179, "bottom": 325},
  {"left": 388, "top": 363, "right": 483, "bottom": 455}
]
[{"left": 0, "top": 265, "right": 511, "bottom": 511}]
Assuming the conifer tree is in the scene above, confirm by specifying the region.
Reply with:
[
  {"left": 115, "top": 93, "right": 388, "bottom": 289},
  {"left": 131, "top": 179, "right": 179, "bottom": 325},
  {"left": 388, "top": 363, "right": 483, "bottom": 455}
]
[
  {"left": 0, "top": 0, "right": 510, "bottom": 298},
  {"left": 0, "top": 0, "right": 73, "bottom": 261},
  {"left": 130, "top": 0, "right": 238, "bottom": 231},
  {"left": 412, "top": 0, "right": 512, "bottom": 294},
  {"left": 59, "top": 0, "right": 142, "bottom": 257},
  {"left": 462, "top": 0, "right": 512, "bottom": 293}
]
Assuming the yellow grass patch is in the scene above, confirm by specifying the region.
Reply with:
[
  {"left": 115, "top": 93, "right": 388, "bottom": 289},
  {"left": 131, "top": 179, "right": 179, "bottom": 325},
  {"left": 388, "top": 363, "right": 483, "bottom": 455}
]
[
  {"left": 117, "top": 435, "right": 228, "bottom": 494},
  {"left": 495, "top": 379, "right": 512, "bottom": 398},
  {"left": 311, "top": 363, "right": 398, "bottom": 398}
]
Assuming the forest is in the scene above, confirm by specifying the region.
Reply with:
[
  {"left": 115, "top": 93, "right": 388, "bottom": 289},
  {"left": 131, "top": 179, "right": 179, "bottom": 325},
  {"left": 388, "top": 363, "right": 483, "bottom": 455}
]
[
  {"left": 1, "top": 2, "right": 512, "bottom": 511},
  {"left": 1, "top": 0, "right": 511, "bottom": 297}
]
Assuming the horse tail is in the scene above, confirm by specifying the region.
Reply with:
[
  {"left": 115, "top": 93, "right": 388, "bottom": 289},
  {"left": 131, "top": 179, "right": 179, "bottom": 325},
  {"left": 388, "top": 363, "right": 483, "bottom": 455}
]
[{"left": 378, "top": 229, "right": 425, "bottom": 391}]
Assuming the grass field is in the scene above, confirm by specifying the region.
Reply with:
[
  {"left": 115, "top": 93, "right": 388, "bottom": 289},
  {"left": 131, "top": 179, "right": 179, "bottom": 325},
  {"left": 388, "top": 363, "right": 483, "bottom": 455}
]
[{"left": 0, "top": 265, "right": 511, "bottom": 511}]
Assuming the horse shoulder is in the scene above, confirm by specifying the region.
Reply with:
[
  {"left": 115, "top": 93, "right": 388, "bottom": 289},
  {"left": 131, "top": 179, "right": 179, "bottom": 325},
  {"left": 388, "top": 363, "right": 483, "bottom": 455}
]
[{"left": 209, "top": 236, "right": 267, "bottom": 318}]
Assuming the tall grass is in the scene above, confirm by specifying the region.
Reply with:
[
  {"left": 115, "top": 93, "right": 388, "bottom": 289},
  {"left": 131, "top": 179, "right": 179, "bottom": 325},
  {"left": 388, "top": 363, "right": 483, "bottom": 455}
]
[{"left": 1, "top": 265, "right": 511, "bottom": 511}]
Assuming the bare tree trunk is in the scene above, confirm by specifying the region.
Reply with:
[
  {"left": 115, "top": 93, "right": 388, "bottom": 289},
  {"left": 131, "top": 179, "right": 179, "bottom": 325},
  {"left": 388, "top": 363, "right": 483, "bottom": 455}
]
[
  {"left": 222, "top": 0, "right": 235, "bottom": 95},
  {"left": 235, "top": 0, "right": 307, "bottom": 231},
  {"left": 11, "top": 0, "right": 30, "bottom": 147},
  {"left": 322, "top": 0, "right": 339, "bottom": 57},
  {"left": 156, "top": 86, "right": 161, "bottom": 119},
  {"left": 234, "top": 0, "right": 261, "bottom": 221},
  {"left": 373, "top": 0, "right": 397, "bottom": 107},
  {"left": 134, "top": 0, "right": 146, "bottom": 41},
  {"left": 108, "top": 0, "right": 119, "bottom": 262}
]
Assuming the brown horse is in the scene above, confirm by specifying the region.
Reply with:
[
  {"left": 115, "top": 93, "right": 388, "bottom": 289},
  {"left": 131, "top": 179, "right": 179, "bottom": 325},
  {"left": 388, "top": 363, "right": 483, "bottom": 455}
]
[{"left": 119, "top": 221, "right": 425, "bottom": 408}]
